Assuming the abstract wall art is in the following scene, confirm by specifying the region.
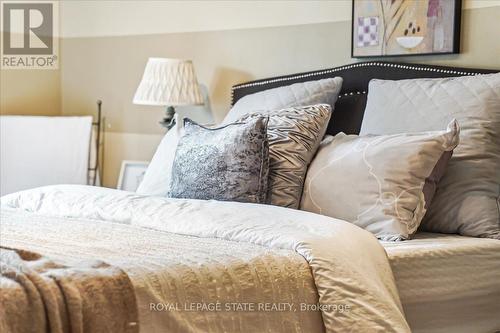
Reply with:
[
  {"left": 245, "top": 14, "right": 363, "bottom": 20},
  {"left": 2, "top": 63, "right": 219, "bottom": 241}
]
[{"left": 352, "top": 0, "right": 461, "bottom": 57}]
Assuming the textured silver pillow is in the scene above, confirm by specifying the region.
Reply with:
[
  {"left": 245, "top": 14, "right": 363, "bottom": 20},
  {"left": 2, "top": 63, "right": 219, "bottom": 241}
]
[
  {"left": 240, "top": 104, "right": 332, "bottom": 209},
  {"left": 224, "top": 77, "right": 342, "bottom": 124},
  {"left": 361, "top": 74, "right": 500, "bottom": 239},
  {"left": 168, "top": 118, "right": 269, "bottom": 203},
  {"left": 301, "top": 120, "right": 460, "bottom": 241}
]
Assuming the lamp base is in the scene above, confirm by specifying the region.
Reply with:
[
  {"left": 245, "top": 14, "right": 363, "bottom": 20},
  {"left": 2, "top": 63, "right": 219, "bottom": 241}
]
[{"left": 159, "top": 106, "right": 176, "bottom": 129}]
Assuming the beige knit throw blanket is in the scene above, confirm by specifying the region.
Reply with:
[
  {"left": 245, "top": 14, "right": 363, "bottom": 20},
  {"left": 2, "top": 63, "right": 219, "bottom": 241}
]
[{"left": 0, "top": 247, "right": 139, "bottom": 333}]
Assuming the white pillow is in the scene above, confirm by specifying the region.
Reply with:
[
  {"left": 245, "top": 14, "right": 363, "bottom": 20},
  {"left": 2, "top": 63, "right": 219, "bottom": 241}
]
[
  {"left": 136, "top": 117, "right": 184, "bottom": 196},
  {"left": 300, "top": 121, "right": 460, "bottom": 241},
  {"left": 224, "top": 77, "right": 343, "bottom": 124},
  {"left": 360, "top": 74, "right": 500, "bottom": 239}
]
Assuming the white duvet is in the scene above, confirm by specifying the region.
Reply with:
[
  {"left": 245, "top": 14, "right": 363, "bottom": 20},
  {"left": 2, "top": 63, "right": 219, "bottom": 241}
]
[{"left": 1, "top": 185, "right": 410, "bottom": 332}]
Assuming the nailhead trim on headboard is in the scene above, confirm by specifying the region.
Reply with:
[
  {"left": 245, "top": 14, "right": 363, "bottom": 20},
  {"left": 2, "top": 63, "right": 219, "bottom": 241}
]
[
  {"left": 230, "top": 62, "right": 484, "bottom": 104},
  {"left": 338, "top": 91, "right": 367, "bottom": 98}
]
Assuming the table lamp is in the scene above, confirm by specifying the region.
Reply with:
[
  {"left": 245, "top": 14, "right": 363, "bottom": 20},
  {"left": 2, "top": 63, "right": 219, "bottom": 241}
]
[{"left": 133, "top": 58, "right": 204, "bottom": 129}]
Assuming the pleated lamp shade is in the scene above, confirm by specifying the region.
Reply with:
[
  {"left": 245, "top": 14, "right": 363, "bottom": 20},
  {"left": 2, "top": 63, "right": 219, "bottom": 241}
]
[{"left": 133, "top": 58, "right": 204, "bottom": 106}]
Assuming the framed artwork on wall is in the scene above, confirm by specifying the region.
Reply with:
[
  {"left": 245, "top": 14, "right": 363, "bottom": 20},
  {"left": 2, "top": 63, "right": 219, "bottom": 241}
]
[
  {"left": 117, "top": 160, "right": 149, "bottom": 192},
  {"left": 351, "top": 0, "right": 461, "bottom": 57}
]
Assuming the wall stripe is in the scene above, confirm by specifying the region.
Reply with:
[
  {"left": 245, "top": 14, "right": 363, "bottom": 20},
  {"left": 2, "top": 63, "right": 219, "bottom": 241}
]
[
  {"left": 59, "top": 0, "right": 500, "bottom": 38},
  {"left": 60, "top": 0, "right": 351, "bottom": 38}
]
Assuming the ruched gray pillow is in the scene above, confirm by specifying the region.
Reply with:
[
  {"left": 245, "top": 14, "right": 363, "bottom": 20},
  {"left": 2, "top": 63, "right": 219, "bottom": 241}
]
[
  {"left": 239, "top": 104, "right": 332, "bottom": 209},
  {"left": 168, "top": 117, "right": 269, "bottom": 203}
]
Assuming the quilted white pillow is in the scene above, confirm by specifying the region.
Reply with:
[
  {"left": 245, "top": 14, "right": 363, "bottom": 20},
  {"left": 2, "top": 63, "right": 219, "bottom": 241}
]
[
  {"left": 360, "top": 73, "right": 500, "bottom": 239},
  {"left": 223, "top": 77, "right": 342, "bottom": 124}
]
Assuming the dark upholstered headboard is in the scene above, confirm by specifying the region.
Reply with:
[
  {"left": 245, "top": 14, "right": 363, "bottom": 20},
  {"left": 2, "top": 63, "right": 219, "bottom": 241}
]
[{"left": 231, "top": 61, "right": 498, "bottom": 136}]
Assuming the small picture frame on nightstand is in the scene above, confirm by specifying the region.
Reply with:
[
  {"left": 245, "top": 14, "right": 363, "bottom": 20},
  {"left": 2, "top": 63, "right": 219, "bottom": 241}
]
[{"left": 117, "top": 160, "right": 149, "bottom": 192}]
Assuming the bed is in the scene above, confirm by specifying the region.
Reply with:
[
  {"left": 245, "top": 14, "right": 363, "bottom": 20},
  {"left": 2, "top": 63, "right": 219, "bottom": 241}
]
[
  {"left": 231, "top": 61, "right": 500, "bottom": 332},
  {"left": 383, "top": 234, "right": 500, "bottom": 333},
  {"left": 1, "top": 62, "right": 499, "bottom": 333}
]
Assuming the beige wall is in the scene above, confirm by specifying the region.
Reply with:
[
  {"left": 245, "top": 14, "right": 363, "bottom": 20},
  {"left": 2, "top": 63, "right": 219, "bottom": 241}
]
[
  {"left": 2, "top": 1, "right": 500, "bottom": 187},
  {"left": 1, "top": 70, "right": 60, "bottom": 116},
  {"left": 61, "top": 6, "right": 500, "bottom": 130},
  {"left": 58, "top": 0, "right": 500, "bottom": 38},
  {"left": 59, "top": 0, "right": 353, "bottom": 37}
]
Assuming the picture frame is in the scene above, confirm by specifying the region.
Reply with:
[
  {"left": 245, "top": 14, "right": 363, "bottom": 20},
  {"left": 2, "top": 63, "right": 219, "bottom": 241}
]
[
  {"left": 117, "top": 160, "right": 149, "bottom": 192},
  {"left": 351, "top": 0, "right": 461, "bottom": 58}
]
